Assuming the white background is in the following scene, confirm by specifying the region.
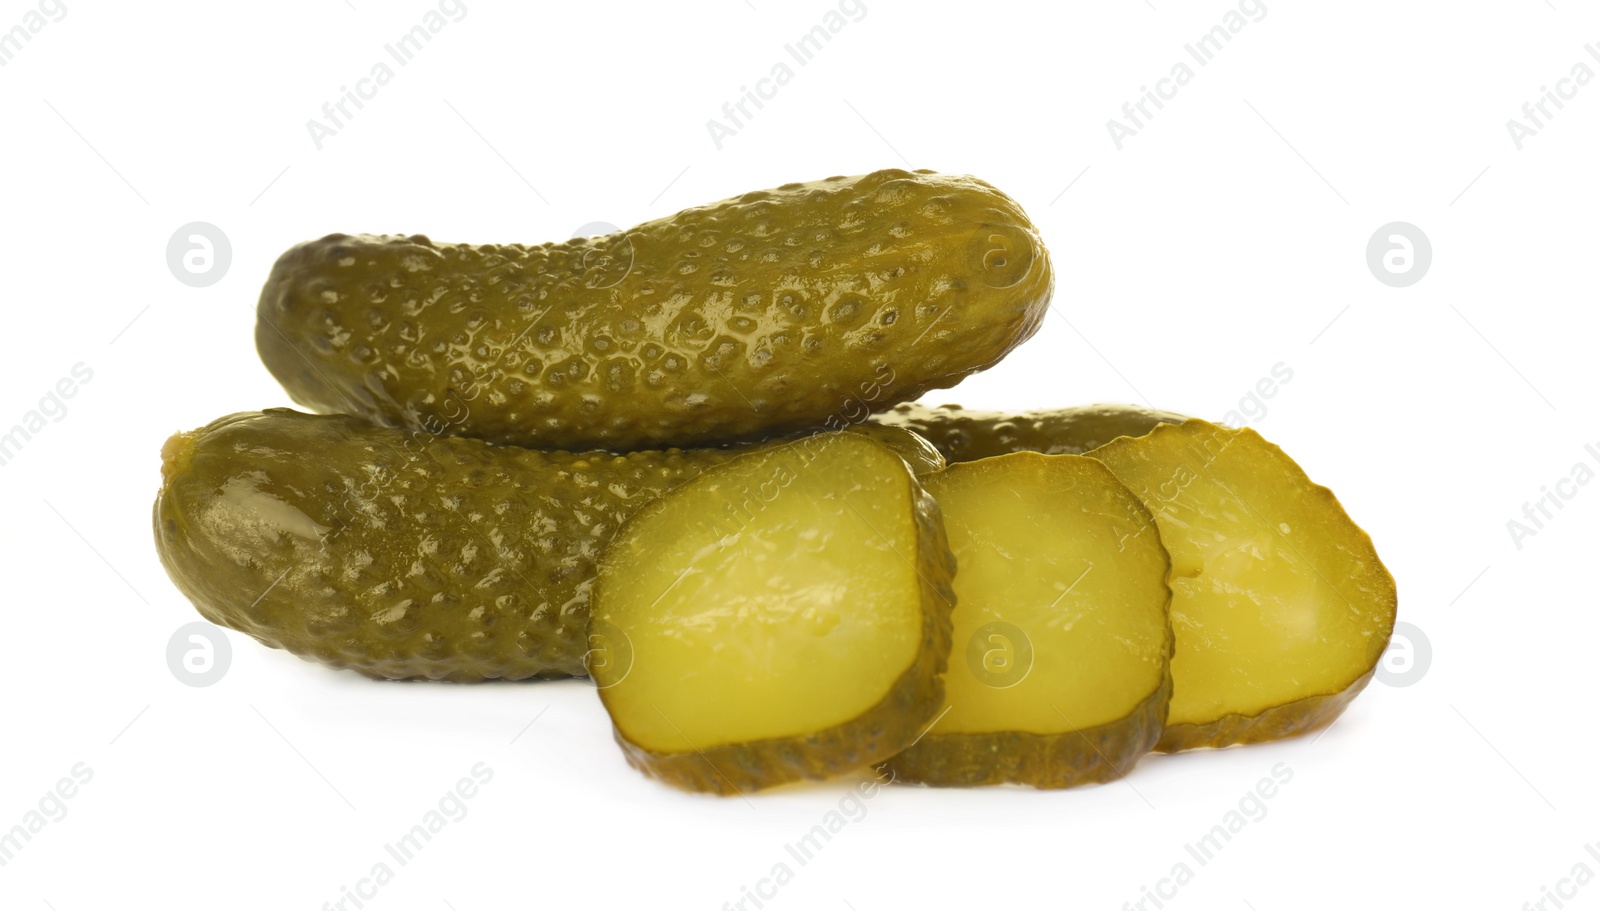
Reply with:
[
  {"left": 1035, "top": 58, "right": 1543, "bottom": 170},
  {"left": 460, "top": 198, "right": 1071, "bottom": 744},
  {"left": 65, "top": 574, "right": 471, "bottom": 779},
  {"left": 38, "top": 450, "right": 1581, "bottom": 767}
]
[{"left": 2, "top": 1, "right": 1596, "bottom": 909}]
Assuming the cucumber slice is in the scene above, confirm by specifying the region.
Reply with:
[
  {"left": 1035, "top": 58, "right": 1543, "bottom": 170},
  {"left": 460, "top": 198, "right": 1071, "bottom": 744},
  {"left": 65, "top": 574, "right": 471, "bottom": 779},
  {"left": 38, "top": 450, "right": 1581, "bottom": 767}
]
[
  {"left": 1089, "top": 420, "right": 1398, "bottom": 751},
  {"left": 590, "top": 432, "right": 956, "bottom": 794},
  {"left": 818, "top": 420, "right": 945, "bottom": 477},
  {"left": 884, "top": 453, "right": 1172, "bottom": 788}
]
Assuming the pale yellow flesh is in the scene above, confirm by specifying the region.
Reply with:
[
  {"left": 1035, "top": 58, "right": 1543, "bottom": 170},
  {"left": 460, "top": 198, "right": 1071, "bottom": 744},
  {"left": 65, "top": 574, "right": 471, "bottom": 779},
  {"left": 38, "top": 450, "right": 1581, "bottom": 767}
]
[
  {"left": 926, "top": 453, "right": 1169, "bottom": 735},
  {"left": 1090, "top": 421, "right": 1394, "bottom": 728},
  {"left": 594, "top": 435, "right": 923, "bottom": 754}
]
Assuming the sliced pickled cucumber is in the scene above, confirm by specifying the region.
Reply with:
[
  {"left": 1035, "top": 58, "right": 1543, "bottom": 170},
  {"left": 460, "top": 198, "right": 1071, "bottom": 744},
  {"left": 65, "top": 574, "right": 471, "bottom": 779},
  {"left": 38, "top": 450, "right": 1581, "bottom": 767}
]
[
  {"left": 824, "top": 419, "right": 944, "bottom": 477},
  {"left": 590, "top": 433, "right": 956, "bottom": 794},
  {"left": 1089, "top": 420, "right": 1397, "bottom": 751},
  {"left": 883, "top": 453, "right": 1172, "bottom": 788},
  {"left": 257, "top": 169, "right": 1052, "bottom": 451},
  {"left": 152, "top": 409, "right": 941, "bottom": 681},
  {"left": 873, "top": 402, "right": 1189, "bottom": 462}
]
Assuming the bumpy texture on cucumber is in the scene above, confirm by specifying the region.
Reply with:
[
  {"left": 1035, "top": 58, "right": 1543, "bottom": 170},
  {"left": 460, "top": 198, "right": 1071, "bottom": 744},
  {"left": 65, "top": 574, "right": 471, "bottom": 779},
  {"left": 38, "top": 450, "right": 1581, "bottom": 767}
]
[
  {"left": 152, "top": 409, "right": 940, "bottom": 681},
  {"left": 257, "top": 169, "right": 1053, "bottom": 451}
]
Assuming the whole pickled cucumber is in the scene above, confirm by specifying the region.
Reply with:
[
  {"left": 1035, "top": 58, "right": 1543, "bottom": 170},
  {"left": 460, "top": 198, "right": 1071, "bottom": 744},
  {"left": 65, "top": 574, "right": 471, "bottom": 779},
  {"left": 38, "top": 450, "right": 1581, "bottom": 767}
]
[
  {"left": 152, "top": 409, "right": 942, "bottom": 681},
  {"left": 872, "top": 403, "right": 1190, "bottom": 462},
  {"left": 257, "top": 169, "right": 1053, "bottom": 451}
]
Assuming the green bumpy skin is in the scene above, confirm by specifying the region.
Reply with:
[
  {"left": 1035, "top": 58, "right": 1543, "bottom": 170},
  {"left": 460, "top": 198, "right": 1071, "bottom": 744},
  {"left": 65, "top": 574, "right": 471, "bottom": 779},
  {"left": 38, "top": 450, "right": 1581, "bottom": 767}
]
[
  {"left": 256, "top": 169, "right": 1054, "bottom": 451},
  {"left": 872, "top": 402, "right": 1190, "bottom": 462},
  {"left": 152, "top": 409, "right": 942, "bottom": 681}
]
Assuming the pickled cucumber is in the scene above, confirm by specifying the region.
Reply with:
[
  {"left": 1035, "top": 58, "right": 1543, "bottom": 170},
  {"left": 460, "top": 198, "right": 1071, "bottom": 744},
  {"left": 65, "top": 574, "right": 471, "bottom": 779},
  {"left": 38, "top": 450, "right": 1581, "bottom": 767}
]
[
  {"left": 152, "top": 409, "right": 941, "bottom": 681},
  {"left": 873, "top": 402, "right": 1188, "bottom": 462},
  {"left": 1088, "top": 420, "right": 1397, "bottom": 751},
  {"left": 590, "top": 433, "right": 956, "bottom": 794},
  {"left": 257, "top": 169, "right": 1054, "bottom": 451},
  {"left": 818, "top": 420, "right": 944, "bottom": 477},
  {"left": 884, "top": 453, "right": 1172, "bottom": 788}
]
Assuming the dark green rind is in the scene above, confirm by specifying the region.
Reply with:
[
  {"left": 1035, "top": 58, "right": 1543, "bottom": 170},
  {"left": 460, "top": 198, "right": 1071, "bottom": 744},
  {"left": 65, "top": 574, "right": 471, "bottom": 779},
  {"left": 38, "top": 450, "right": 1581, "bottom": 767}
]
[
  {"left": 152, "top": 410, "right": 940, "bottom": 682},
  {"left": 257, "top": 169, "right": 1053, "bottom": 451},
  {"left": 884, "top": 673, "right": 1171, "bottom": 789},
  {"left": 872, "top": 403, "right": 1190, "bottom": 463},
  {"left": 1155, "top": 669, "right": 1375, "bottom": 753},
  {"left": 600, "top": 436, "right": 958, "bottom": 795}
]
